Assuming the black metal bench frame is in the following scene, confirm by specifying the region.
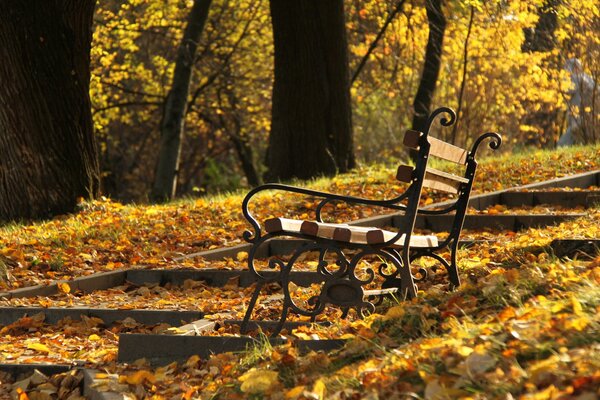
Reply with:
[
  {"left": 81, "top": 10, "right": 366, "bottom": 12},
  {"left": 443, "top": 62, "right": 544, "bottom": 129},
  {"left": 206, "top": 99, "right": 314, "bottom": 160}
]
[{"left": 239, "top": 107, "right": 501, "bottom": 335}]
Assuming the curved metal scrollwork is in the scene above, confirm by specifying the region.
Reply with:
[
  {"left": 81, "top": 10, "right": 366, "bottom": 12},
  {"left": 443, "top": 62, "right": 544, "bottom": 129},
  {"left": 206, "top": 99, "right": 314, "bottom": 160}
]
[
  {"left": 470, "top": 132, "right": 502, "bottom": 158},
  {"left": 275, "top": 246, "right": 414, "bottom": 325},
  {"left": 426, "top": 106, "right": 457, "bottom": 132}
]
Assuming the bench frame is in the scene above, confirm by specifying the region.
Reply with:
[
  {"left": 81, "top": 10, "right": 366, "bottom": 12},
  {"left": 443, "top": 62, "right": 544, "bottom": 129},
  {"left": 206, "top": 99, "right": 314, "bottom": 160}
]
[{"left": 240, "top": 107, "right": 501, "bottom": 335}]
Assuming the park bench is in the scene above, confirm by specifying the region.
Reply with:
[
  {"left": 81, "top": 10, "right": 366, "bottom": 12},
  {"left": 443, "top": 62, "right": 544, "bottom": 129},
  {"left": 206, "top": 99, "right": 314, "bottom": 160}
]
[{"left": 240, "top": 107, "right": 501, "bottom": 335}]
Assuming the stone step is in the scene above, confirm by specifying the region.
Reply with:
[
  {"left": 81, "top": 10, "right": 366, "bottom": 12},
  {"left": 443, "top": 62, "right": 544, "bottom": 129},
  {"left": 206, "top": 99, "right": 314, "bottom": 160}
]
[
  {"left": 550, "top": 239, "right": 600, "bottom": 259},
  {"left": 410, "top": 213, "right": 585, "bottom": 231},
  {"left": 118, "top": 328, "right": 346, "bottom": 365},
  {"left": 0, "top": 307, "right": 203, "bottom": 327},
  {"left": 499, "top": 190, "right": 600, "bottom": 208}
]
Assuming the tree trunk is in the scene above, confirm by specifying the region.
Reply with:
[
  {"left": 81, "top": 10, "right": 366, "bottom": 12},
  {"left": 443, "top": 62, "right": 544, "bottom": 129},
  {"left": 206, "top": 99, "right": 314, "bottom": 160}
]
[
  {"left": 522, "top": 0, "right": 560, "bottom": 53},
  {"left": 265, "top": 0, "right": 354, "bottom": 182},
  {"left": 411, "top": 0, "right": 446, "bottom": 135},
  {"left": 0, "top": 0, "right": 100, "bottom": 221},
  {"left": 151, "top": 0, "right": 212, "bottom": 202}
]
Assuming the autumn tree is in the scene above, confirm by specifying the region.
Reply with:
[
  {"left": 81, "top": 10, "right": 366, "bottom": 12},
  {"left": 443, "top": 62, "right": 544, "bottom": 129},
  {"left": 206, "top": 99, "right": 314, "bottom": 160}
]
[
  {"left": 265, "top": 0, "right": 355, "bottom": 181},
  {"left": 89, "top": 0, "right": 598, "bottom": 200},
  {"left": 412, "top": 0, "right": 446, "bottom": 136},
  {"left": 92, "top": 1, "right": 269, "bottom": 201},
  {"left": 151, "top": 0, "right": 212, "bottom": 203},
  {"left": 0, "top": 0, "right": 100, "bottom": 221}
]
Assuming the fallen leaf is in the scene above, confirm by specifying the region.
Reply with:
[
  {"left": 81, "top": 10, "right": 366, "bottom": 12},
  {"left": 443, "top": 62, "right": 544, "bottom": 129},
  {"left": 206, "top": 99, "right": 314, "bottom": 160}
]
[
  {"left": 285, "top": 385, "right": 306, "bottom": 399},
  {"left": 239, "top": 369, "right": 279, "bottom": 394},
  {"left": 118, "top": 370, "right": 156, "bottom": 385},
  {"left": 57, "top": 282, "right": 71, "bottom": 294},
  {"left": 27, "top": 343, "right": 51, "bottom": 353},
  {"left": 311, "top": 379, "right": 326, "bottom": 399}
]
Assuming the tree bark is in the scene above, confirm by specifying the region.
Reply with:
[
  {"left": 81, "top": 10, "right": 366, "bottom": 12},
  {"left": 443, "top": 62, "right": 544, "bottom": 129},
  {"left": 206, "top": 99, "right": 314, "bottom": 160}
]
[
  {"left": 522, "top": 0, "right": 560, "bottom": 53},
  {"left": 411, "top": 0, "right": 446, "bottom": 135},
  {"left": 0, "top": 0, "right": 100, "bottom": 221},
  {"left": 265, "top": 0, "right": 354, "bottom": 182},
  {"left": 450, "top": 6, "right": 475, "bottom": 146},
  {"left": 151, "top": 0, "right": 212, "bottom": 202}
]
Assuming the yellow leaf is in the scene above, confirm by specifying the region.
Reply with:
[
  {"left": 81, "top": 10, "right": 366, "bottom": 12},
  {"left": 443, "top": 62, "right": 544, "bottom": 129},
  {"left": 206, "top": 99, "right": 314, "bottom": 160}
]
[
  {"left": 27, "top": 342, "right": 50, "bottom": 353},
  {"left": 236, "top": 251, "right": 248, "bottom": 262},
  {"left": 566, "top": 316, "right": 590, "bottom": 331},
  {"left": 285, "top": 385, "right": 306, "bottom": 399},
  {"left": 16, "top": 388, "right": 29, "bottom": 400},
  {"left": 239, "top": 369, "right": 279, "bottom": 394},
  {"left": 311, "top": 379, "right": 326, "bottom": 399},
  {"left": 457, "top": 345, "right": 474, "bottom": 357},
  {"left": 88, "top": 334, "right": 101, "bottom": 341},
  {"left": 58, "top": 282, "right": 71, "bottom": 294},
  {"left": 184, "top": 354, "right": 201, "bottom": 369},
  {"left": 384, "top": 305, "right": 405, "bottom": 320},
  {"left": 118, "top": 370, "right": 156, "bottom": 385}
]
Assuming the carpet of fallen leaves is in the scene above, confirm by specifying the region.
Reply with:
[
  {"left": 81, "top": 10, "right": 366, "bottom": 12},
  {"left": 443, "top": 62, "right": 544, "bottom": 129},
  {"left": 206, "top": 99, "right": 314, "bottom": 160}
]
[
  {"left": 1, "top": 145, "right": 598, "bottom": 290},
  {"left": 1, "top": 144, "right": 600, "bottom": 399}
]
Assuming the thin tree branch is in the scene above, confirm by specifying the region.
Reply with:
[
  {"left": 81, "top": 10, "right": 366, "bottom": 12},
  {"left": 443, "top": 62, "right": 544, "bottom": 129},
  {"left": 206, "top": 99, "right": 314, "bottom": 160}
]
[
  {"left": 187, "top": 1, "right": 261, "bottom": 110},
  {"left": 351, "top": 0, "right": 407, "bottom": 85},
  {"left": 450, "top": 6, "right": 475, "bottom": 145},
  {"left": 92, "top": 101, "right": 162, "bottom": 115}
]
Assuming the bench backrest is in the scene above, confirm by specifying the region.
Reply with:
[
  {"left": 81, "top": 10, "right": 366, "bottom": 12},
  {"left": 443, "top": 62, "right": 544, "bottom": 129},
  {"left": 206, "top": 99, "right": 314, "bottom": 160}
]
[{"left": 394, "top": 107, "right": 501, "bottom": 248}]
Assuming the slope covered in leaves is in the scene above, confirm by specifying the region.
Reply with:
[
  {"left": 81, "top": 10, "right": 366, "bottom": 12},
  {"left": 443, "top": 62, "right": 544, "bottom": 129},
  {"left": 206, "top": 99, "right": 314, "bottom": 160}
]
[
  {"left": 1, "top": 144, "right": 600, "bottom": 399},
  {"left": 4, "top": 212, "right": 598, "bottom": 398},
  {"left": 1, "top": 144, "right": 599, "bottom": 291}
]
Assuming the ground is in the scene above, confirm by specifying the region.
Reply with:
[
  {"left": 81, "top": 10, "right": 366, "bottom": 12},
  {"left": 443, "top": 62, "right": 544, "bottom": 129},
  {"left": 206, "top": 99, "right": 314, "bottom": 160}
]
[{"left": 0, "top": 145, "right": 599, "bottom": 399}]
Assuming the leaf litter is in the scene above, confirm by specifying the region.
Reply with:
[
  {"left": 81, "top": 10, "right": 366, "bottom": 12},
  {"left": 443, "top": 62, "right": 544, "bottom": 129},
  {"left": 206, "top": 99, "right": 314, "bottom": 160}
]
[{"left": 1, "top": 147, "right": 599, "bottom": 398}]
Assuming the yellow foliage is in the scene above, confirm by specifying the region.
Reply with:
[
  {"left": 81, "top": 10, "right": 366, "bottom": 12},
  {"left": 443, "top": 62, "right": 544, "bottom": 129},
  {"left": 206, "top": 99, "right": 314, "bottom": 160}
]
[
  {"left": 26, "top": 342, "right": 51, "bottom": 353},
  {"left": 238, "top": 368, "right": 279, "bottom": 394}
]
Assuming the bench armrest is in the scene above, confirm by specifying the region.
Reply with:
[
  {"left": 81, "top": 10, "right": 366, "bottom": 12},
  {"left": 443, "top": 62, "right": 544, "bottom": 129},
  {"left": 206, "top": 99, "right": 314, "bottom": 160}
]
[{"left": 242, "top": 183, "right": 409, "bottom": 242}]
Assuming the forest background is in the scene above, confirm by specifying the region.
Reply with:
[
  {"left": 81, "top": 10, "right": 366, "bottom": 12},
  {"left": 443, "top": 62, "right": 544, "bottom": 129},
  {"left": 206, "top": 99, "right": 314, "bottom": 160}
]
[{"left": 91, "top": 0, "right": 599, "bottom": 202}]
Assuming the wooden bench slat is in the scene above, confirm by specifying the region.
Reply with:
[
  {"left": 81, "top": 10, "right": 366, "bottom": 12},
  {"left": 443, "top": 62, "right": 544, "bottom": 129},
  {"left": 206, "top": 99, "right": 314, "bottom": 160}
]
[
  {"left": 403, "top": 129, "right": 422, "bottom": 148},
  {"left": 403, "top": 130, "right": 469, "bottom": 164},
  {"left": 423, "top": 167, "right": 469, "bottom": 194},
  {"left": 336, "top": 226, "right": 438, "bottom": 248},
  {"left": 396, "top": 165, "right": 468, "bottom": 194},
  {"left": 301, "top": 220, "right": 348, "bottom": 239},
  {"left": 265, "top": 218, "right": 304, "bottom": 233},
  {"left": 265, "top": 218, "right": 437, "bottom": 248},
  {"left": 363, "top": 287, "right": 399, "bottom": 297}
]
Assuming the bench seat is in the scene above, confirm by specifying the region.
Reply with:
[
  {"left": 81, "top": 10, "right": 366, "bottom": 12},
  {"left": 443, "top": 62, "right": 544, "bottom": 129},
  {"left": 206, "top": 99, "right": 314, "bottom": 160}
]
[{"left": 265, "top": 217, "right": 438, "bottom": 248}]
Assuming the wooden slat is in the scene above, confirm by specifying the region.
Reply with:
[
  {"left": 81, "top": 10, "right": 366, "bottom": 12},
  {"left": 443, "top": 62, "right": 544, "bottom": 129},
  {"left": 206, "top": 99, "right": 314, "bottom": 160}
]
[
  {"left": 363, "top": 287, "right": 399, "bottom": 297},
  {"left": 396, "top": 165, "right": 414, "bottom": 183},
  {"left": 334, "top": 225, "right": 438, "bottom": 248},
  {"left": 422, "top": 167, "right": 469, "bottom": 194},
  {"left": 265, "top": 218, "right": 304, "bottom": 233},
  {"left": 428, "top": 137, "right": 468, "bottom": 164},
  {"left": 266, "top": 218, "right": 437, "bottom": 248},
  {"left": 301, "top": 221, "right": 348, "bottom": 239},
  {"left": 333, "top": 225, "right": 375, "bottom": 243},
  {"left": 397, "top": 165, "right": 468, "bottom": 194},
  {"left": 403, "top": 130, "right": 421, "bottom": 148},
  {"left": 403, "top": 130, "right": 468, "bottom": 164}
]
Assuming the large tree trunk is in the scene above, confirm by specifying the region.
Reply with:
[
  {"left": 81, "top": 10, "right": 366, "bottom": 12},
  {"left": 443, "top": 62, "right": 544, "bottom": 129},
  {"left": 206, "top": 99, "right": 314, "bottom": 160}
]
[
  {"left": 411, "top": 0, "right": 446, "bottom": 135},
  {"left": 0, "top": 0, "right": 100, "bottom": 221},
  {"left": 265, "top": 0, "right": 354, "bottom": 182},
  {"left": 151, "top": 0, "right": 212, "bottom": 202}
]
